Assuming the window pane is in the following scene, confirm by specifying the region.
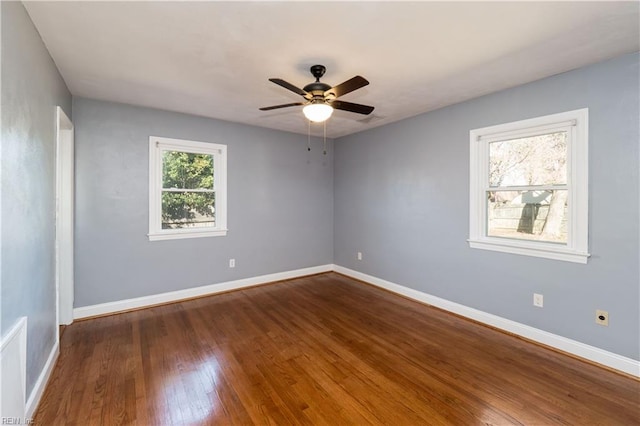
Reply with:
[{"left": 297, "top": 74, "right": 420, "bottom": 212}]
[
  {"left": 162, "top": 151, "right": 214, "bottom": 190},
  {"left": 162, "top": 191, "right": 215, "bottom": 229},
  {"left": 487, "top": 190, "right": 567, "bottom": 243},
  {"left": 489, "top": 132, "right": 567, "bottom": 187}
]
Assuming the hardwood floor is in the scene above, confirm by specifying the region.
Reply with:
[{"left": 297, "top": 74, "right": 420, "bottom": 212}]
[{"left": 35, "top": 272, "right": 639, "bottom": 425}]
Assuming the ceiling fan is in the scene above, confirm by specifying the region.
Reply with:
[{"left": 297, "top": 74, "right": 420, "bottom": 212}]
[{"left": 260, "top": 65, "right": 374, "bottom": 123}]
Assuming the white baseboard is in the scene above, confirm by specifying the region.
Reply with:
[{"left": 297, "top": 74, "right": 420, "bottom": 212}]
[
  {"left": 71, "top": 263, "right": 639, "bottom": 377},
  {"left": 25, "top": 338, "right": 59, "bottom": 418},
  {"left": 333, "top": 265, "right": 640, "bottom": 377},
  {"left": 74, "top": 264, "right": 333, "bottom": 320}
]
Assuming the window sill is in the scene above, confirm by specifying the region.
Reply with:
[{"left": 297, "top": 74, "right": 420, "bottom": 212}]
[
  {"left": 148, "top": 229, "right": 227, "bottom": 241},
  {"left": 468, "top": 239, "right": 589, "bottom": 264}
]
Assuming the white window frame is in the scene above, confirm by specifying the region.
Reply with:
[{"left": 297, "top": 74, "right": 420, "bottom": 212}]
[
  {"left": 148, "top": 136, "right": 227, "bottom": 241},
  {"left": 468, "top": 109, "right": 589, "bottom": 263}
]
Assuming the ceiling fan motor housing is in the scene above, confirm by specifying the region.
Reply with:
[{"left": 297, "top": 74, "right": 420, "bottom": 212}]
[
  {"left": 304, "top": 65, "right": 332, "bottom": 98},
  {"left": 303, "top": 81, "right": 331, "bottom": 95}
]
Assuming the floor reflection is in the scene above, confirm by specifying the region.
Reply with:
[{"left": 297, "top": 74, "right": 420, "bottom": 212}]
[{"left": 160, "top": 353, "right": 221, "bottom": 425}]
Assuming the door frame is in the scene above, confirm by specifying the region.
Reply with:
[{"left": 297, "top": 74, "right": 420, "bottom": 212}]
[{"left": 55, "top": 106, "right": 74, "bottom": 328}]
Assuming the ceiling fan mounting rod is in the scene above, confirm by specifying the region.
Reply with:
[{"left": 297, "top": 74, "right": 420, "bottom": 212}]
[{"left": 310, "top": 64, "right": 326, "bottom": 81}]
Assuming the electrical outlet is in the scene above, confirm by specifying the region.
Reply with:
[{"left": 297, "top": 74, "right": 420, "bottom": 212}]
[
  {"left": 533, "top": 293, "right": 543, "bottom": 308},
  {"left": 229, "top": 258, "right": 235, "bottom": 268},
  {"left": 596, "top": 309, "right": 609, "bottom": 326},
  {"left": 357, "top": 252, "right": 362, "bottom": 261}
]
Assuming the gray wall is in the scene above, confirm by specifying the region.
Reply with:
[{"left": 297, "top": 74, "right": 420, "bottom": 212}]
[
  {"left": 334, "top": 53, "right": 640, "bottom": 360},
  {"left": 73, "top": 98, "right": 333, "bottom": 307},
  {"left": 6, "top": 0, "right": 635, "bottom": 384},
  {"left": 1, "top": 2, "right": 72, "bottom": 394}
]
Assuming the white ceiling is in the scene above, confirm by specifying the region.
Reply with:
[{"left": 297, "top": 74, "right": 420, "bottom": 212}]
[{"left": 24, "top": 1, "right": 639, "bottom": 139}]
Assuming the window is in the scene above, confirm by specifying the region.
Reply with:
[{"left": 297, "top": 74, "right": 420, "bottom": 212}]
[
  {"left": 469, "top": 109, "right": 589, "bottom": 263},
  {"left": 149, "top": 136, "right": 227, "bottom": 241}
]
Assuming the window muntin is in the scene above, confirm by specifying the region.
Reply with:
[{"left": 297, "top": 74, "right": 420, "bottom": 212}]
[
  {"left": 149, "top": 137, "right": 227, "bottom": 240},
  {"left": 469, "top": 109, "right": 589, "bottom": 263}
]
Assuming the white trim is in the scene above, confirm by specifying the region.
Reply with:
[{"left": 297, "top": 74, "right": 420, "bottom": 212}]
[
  {"left": 148, "top": 228, "right": 228, "bottom": 241},
  {"left": 25, "top": 339, "right": 59, "bottom": 418},
  {"left": 55, "top": 106, "right": 74, "bottom": 326},
  {"left": 468, "top": 240, "right": 589, "bottom": 264},
  {"left": 1, "top": 317, "right": 28, "bottom": 419},
  {"left": 469, "top": 108, "right": 589, "bottom": 263},
  {"left": 73, "top": 264, "right": 333, "bottom": 319},
  {"left": 478, "top": 120, "right": 576, "bottom": 143},
  {"left": 333, "top": 265, "right": 640, "bottom": 377},
  {"left": 148, "top": 136, "right": 227, "bottom": 241},
  {"left": 71, "top": 264, "right": 639, "bottom": 376}
]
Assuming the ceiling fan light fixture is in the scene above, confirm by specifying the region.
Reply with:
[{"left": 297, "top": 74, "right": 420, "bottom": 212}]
[
  {"left": 260, "top": 65, "right": 373, "bottom": 123},
  {"left": 303, "top": 102, "right": 333, "bottom": 123}
]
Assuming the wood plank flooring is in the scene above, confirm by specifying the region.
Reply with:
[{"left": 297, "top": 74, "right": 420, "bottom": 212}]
[{"left": 34, "top": 272, "right": 639, "bottom": 425}]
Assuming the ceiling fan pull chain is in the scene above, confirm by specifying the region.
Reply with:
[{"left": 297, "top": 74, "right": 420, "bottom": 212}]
[
  {"left": 307, "top": 120, "right": 311, "bottom": 151},
  {"left": 323, "top": 121, "right": 327, "bottom": 155}
]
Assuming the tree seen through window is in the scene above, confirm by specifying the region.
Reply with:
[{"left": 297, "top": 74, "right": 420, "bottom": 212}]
[{"left": 161, "top": 151, "right": 216, "bottom": 229}]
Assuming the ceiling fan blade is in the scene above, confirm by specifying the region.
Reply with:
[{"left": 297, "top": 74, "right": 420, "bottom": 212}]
[
  {"left": 259, "top": 102, "right": 304, "bottom": 111},
  {"left": 269, "top": 78, "right": 310, "bottom": 98},
  {"left": 324, "top": 76, "right": 369, "bottom": 98},
  {"left": 330, "top": 100, "right": 374, "bottom": 115}
]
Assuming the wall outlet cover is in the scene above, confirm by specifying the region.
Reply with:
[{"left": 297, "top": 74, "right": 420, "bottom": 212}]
[{"left": 533, "top": 293, "right": 543, "bottom": 308}]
